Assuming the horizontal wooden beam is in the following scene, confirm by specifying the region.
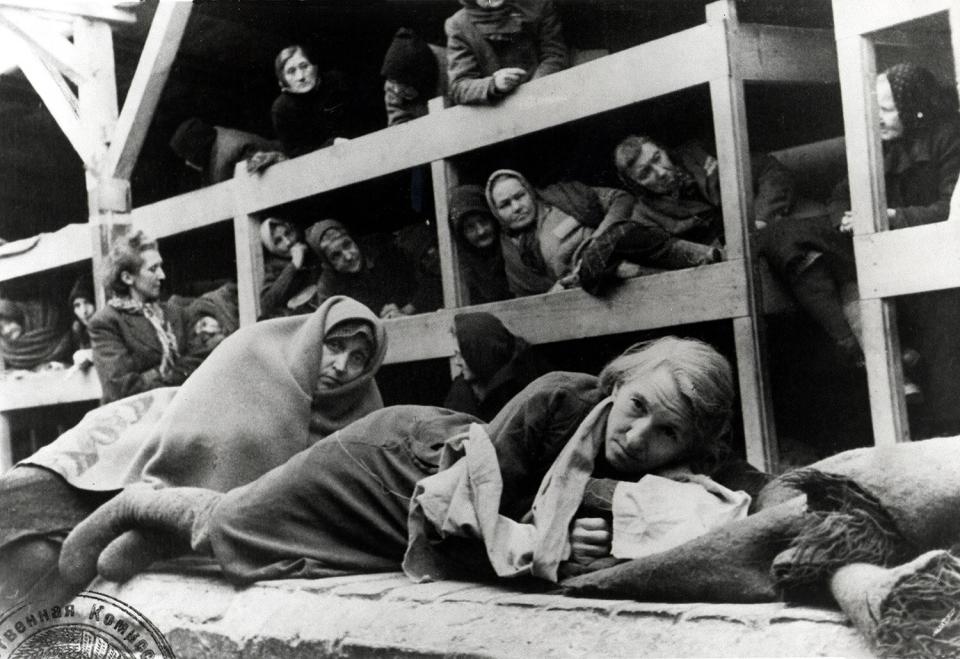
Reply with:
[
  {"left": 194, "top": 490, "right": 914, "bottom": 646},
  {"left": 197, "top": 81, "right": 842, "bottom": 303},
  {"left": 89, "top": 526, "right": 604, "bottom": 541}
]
[
  {"left": 855, "top": 222, "right": 960, "bottom": 298},
  {"left": 130, "top": 180, "right": 236, "bottom": 237},
  {"left": 0, "top": 223, "right": 91, "bottom": 282},
  {"left": 0, "top": 368, "right": 101, "bottom": 412},
  {"left": 833, "top": 0, "right": 950, "bottom": 39},
  {"left": 732, "top": 24, "right": 837, "bottom": 82},
  {"left": 231, "top": 22, "right": 727, "bottom": 215},
  {"left": 382, "top": 261, "right": 749, "bottom": 364}
]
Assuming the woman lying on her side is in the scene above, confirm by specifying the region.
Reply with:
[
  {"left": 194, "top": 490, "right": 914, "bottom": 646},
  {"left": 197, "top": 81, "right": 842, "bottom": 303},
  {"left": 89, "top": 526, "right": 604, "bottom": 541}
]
[{"left": 61, "top": 336, "right": 768, "bottom": 589}]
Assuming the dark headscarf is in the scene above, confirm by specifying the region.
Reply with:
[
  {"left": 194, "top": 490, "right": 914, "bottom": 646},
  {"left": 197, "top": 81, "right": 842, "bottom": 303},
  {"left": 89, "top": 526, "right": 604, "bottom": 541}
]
[
  {"left": 169, "top": 118, "right": 216, "bottom": 168},
  {"left": 450, "top": 184, "right": 499, "bottom": 252},
  {"left": 381, "top": 27, "right": 439, "bottom": 99},
  {"left": 455, "top": 312, "right": 516, "bottom": 383},
  {"left": 883, "top": 63, "right": 953, "bottom": 134},
  {"left": 186, "top": 282, "right": 240, "bottom": 338},
  {"left": 68, "top": 276, "right": 94, "bottom": 306}
]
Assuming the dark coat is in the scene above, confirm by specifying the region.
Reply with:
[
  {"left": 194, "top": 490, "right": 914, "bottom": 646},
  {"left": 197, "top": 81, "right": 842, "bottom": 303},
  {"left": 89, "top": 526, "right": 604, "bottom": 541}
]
[
  {"left": 88, "top": 302, "right": 202, "bottom": 404},
  {"left": 259, "top": 253, "right": 321, "bottom": 320},
  {"left": 207, "top": 127, "right": 281, "bottom": 184},
  {"left": 445, "top": 0, "right": 568, "bottom": 105},
  {"left": 271, "top": 70, "right": 354, "bottom": 158}
]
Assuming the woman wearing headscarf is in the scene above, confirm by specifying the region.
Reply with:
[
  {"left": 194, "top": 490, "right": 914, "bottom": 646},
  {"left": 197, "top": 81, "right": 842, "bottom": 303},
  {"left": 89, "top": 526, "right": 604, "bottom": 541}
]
[
  {"left": 449, "top": 184, "right": 512, "bottom": 303},
  {"left": 185, "top": 282, "right": 240, "bottom": 354},
  {"left": 0, "top": 298, "right": 71, "bottom": 372},
  {"left": 258, "top": 217, "right": 320, "bottom": 319},
  {"left": 763, "top": 63, "right": 960, "bottom": 435},
  {"left": 486, "top": 169, "right": 719, "bottom": 297},
  {"left": 271, "top": 45, "right": 356, "bottom": 158},
  {"left": 443, "top": 311, "right": 551, "bottom": 420},
  {"left": 381, "top": 27, "right": 447, "bottom": 127},
  {"left": 62, "top": 336, "right": 768, "bottom": 589},
  {"left": 445, "top": 0, "right": 569, "bottom": 105},
  {"left": 0, "top": 296, "right": 387, "bottom": 609}
]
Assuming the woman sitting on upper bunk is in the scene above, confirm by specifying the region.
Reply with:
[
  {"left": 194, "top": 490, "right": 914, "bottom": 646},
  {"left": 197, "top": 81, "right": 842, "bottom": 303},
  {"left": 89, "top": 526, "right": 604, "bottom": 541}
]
[
  {"left": 445, "top": 0, "right": 569, "bottom": 106},
  {"left": 259, "top": 216, "right": 321, "bottom": 319},
  {"left": 271, "top": 44, "right": 356, "bottom": 158},
  {"left": 60, "top": 336, "right": 768, "bottom": 589},
  {"left": 448, "top": 183, "right": 512, "bottom": 303},
  {"left": 485, "top": 169, "right": 721, "bottom": 297},
  {"left": 88, "top": 231, "right": 212, "bottom": 404},
  {"left": 763, "top": 62, "right": 960, "bottom": 437}
]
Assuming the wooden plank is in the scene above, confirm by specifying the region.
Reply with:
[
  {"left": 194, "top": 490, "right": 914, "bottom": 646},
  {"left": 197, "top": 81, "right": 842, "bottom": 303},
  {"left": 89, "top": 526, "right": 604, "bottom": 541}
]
[
  {"left": 836, "top": 35, "right": 910, "bottom": 443},
  {"left": 130, "top": 180, "right": 236, "bottom": 237},
  {"left": 231, "top": 23, "right": 727, "bottom": 215},
  {"left": 383, "top": 262, "right": 748, "bottom": 363},
  {"left": 0, "top": 369, "right": 101, "bottom": 412},
  {"left": 833, "top": 0, "right": 950, "bottom": 39},
  {"left": 0, "top": 413, "right": 10, "bottom": 473},
  {"left": 74, "top": 17, "right": 117, "bottom": 181},
  {"left": 708, "top": 0, "right": 778, "bottom": 472},
  {"left": 105, "top": 1, "right": 193, "bottom": 181},
  {"left": 0, "top": 224, "right": 91, "bottom": 282},
  {"left": 233, "top": 211, "right": 262, "bottom": 327},
  {"left": 429, "top": 97, "right": 467, "bottom": 310},
  {"left": 0, "top": 0, "right": 136, "bottom": 24},
  {"left": 0, "top": 9, "right": 86, "bottom": 83},
  {"left": 855, "top": 222, "right": 960, "bottom": 298},
  {"left": 732, "top": 24, "right": 838, "bottom": 82}
]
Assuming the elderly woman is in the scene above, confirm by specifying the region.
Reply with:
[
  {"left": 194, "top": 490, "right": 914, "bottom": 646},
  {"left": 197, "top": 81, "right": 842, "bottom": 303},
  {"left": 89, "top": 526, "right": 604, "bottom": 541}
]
[
  {"left": 62, "top": 336, "right": 768, "bottom": 589},
  {"left": 1, "top": 296, "right": 387, "bottom": 610},
  {"left": 485, "top": 169, "right": 720, "bottom": 296},
  {"left": 764, "top": 63, "right": 960, "bottom": 435},
  {"left": 271, "top": 44, "right": 355, "bottom": 158},
  {"left": 443, "top": 311, "right": 551, "bottom": 420},
  {"left": 259, "top": 217, "right": 320, "bottom": 319}
]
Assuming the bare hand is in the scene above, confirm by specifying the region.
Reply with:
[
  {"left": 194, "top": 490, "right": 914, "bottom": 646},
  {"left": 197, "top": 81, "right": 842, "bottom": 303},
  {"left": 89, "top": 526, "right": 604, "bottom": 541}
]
[
  {"left": 246, "top": 150, "right": 286, "bottom": 174},
  {"left": 380, "top": 303, "right": 403, "bottom": 319},
  {"left": 290, "top": 242, "right": 308, "bottom": 269},
  {"left": 333, "top": 137, "right": 350, "bottom": 145},
  {"left": 569, "top": 517, "right": 612, "bottom": 564},
  {"left": 493, "top": 67, "right": 527, "bottom": 94},
  {"left": 838, "top": 211, "right": 854, "bottom": 234}
]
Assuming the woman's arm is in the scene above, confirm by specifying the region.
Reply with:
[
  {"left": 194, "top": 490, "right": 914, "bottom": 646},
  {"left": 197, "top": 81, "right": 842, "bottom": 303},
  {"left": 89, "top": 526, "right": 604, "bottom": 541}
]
[
  {"left": 445, "top": 16, "right": 500, "bottom": 105},
  {"left": 593, "top": 186, "right": 635, "bottom": 226},
  {"left": 890, "top": 123, "right": 960, "bottom": 228},
  {"left": 532, "top": 0, "right": 569, "bottom": 79}
]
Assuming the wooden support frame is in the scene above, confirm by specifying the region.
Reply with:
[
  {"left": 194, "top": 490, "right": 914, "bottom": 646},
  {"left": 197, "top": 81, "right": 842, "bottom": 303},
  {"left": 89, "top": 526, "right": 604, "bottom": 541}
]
[
  {"left": 833, "top": 0, "right": 951, "bottom": 40},
  {"left": 0, "top": 9, "right": 87, "bottom": 83}
]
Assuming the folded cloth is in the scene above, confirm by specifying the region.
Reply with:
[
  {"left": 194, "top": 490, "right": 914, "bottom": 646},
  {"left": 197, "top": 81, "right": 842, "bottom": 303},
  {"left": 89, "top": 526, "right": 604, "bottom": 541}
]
[{"left": 611, "top": 473, "right": 750, "bottom": 559}]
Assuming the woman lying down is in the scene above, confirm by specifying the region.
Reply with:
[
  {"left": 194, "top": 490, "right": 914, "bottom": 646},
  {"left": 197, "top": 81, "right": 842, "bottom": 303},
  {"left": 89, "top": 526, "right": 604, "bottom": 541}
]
[{"left": 59, "top": 336, "right": 767, "bottom": 587}]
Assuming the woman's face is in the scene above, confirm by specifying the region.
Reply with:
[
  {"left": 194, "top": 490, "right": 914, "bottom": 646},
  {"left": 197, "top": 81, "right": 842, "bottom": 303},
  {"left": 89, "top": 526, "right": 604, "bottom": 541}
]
[
  {"left": 281, "top": 50, "right": 318, "bottom": 94},
  {"left": 72, "top": 297, "right": 95, "bottom": 327},
  {"left": 877, "top": 74, "right": 904, "bottom": 142},
  {"left": 604, "top": 366, "right": 694, "bottom": 474},
  {"left": 317, "top": 334, "right": 371, "bottom": 390},
  {"left": 624, "top": 141, "right": 678, "bottom": 195},
  {"left": 490, "top": 177, "right": 536, "bottom": 232},
  {"left": 270, "top": 222, "right": 298, "bottom": 257},
  {"left": 461, "top": 213, "right": 497, "bottom": 249},
  {"left": 321, "top": 233, "right": 363, "bottom": 273}
]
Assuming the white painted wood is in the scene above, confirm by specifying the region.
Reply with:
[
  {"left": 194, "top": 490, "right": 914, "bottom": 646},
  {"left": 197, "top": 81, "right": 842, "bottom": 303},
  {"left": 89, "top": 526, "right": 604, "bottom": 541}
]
[
  {"left": 130, "top": 181, "right": 236, "bottom": 236},
  {"left": 0, "top": 369, "right": 101, "bottom": 412},
  {"left": 105, "top": 1, "right": 193, "bottom": 181},
  {"left": 833, "top": 0, "right": 951, "bottom": 40},
  {"left": 856, "top": 222, "right": 960, "bottom": 298},
  {"left": 836, "top": 34, "right": 909, "bottom": 443},
  {"left": 0, "top": 0, "right": 135, "bottom": 23},
  {"left": 74, "top": 17, "right": 117, "bottom": 184},
  {"left": 732, "top": 24, "right": 838, "bottom": 82},
  {"left": 0, "top": 224, "right": 91, "bottom": 281},
  {"left": 232, "top": 166, "right": 263, "bottom": 327},
  {"left": 708, "top": 0, "right": 778, "bottom": 472},
  {"left": 428, "top": 97, "right": 466, "bottom": 311},
  {"left": 0, "top": 9, "right": 86, "bottom": 83},
  {"left": 0, "top": 414, "right": 10, "bottom": 474}
]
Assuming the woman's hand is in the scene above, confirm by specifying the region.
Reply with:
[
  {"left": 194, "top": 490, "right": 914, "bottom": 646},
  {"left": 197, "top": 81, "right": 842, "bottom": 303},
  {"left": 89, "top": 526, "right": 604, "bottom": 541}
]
[
  {"left": 493, "top": 68, "right": 527, "bottom": 94},
  {"left": 569, "top": 517, "right": 612, "bottom": 564},
  {"left": 838, "top": 210, "right": 854, "bottom": 234},
  {"left": 290, "top": 242, "right": 308, "bottom": 270}
]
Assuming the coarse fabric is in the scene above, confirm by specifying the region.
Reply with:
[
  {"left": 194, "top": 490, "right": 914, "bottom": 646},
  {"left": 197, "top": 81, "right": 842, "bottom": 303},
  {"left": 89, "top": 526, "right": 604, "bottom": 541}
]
[
  {"left": 384, "top": 43, "right": 447, "bottom": 126},
  {"left": 381, "top": 28, "right": 440, "bottom": 100},
  {"left": 271, "top": 70, "right": 354, "bottom": 157},
  {"left": 169, "top": 119, "right": 281, "bottom": 184},
  {"left": 259, "top": 219, "right": 320, "bottom": 320},
  {"left": 185, "top": 282, "right": 239, "bottom": 338},
  {"left": 445, "top": 0, "right": 568, "bottom": 105},
  {"left": 454, "top": 312, "right": 515, "bottom": 381},
  {"left": 449, "top": 184, "right": 512, "bottom": 303},
  {"left": 25, "top": 295, "right": 387, "bottom": 493},
  {"left": 0, "top": 299, "right": 71, "bottom": 370}
]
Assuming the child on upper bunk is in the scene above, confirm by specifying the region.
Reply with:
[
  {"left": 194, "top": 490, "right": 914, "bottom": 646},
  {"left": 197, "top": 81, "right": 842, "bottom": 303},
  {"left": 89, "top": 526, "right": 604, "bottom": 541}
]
[
  {"left": 271, "top": 45, "right": 356, "bottom": 158},
  {"left": 169, "top": 117, "right": 285, "bottom": 185},
  {"left": 763, "top": 63, "right": 960, "bottom": 438},
  {"left": 258, "top": 216, "right": 321, "bottom": 319},
  {"left": 304, "top": 219, "right": 419, "bottom": 319},
  {"left": 381, "top": 27, "right": 448, "bottom": 126},
  {"left": 449, "top": 184, "right": 512, "bottom": 303},
  {"left": 484, "top": 169, "right": 721, "bottom": 297},
  {"left": 67, "top": 275, "right": 95, "bottom": 372},
  {"left": 445, "top": 0, "right": 568, "bottom": 106},
  {"left": 0, "top": 298, "right": 71, "bottom": 375},
  {"left": 89, "top": 231, "right": 214, "bottom": 404},
  {"left": 614, "top": 135, "right": 797, "bottom": 243}
]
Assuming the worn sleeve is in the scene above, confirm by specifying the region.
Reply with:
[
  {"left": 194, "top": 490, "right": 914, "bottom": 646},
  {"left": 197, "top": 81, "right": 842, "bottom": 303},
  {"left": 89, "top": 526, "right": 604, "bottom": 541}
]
[
  {"left": 89, "top": 315, "right": 165, "bottom": 404},
  {"left": 445, "top": 16, "right": 501, "bottom": 105},
  {"left": 384, "top": 83, "right": 427, "bottom": 127},
  {"left": 891, "top": 125, "right": 960, "bottom": 229},
  {"left": 259, "top": 258, "right": 301, "bottom": 317},
  {"left": 593, "top": 186, "right": 635, "bottom": 226},
  {"left": 532, "top": 0, "right": 569, "bottom": 79},
  {"left": 752, "top": 153, "right": 797, "bottom": 224}
]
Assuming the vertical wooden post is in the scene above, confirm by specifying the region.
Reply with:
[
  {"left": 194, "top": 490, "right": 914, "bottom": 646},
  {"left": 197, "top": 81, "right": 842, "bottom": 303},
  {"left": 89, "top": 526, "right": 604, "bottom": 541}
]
[
  {"left": 835, "top": 31, "right": 909, "bottom": 444},
  {"left": 706, "top": 0, "right": 779, "bottom": 472},
  {"left": 233, "top": 166, "right": 264, "bottom": 326},
  {"left": 0, "top": 413, "right": 12, "bottom": 474}
]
